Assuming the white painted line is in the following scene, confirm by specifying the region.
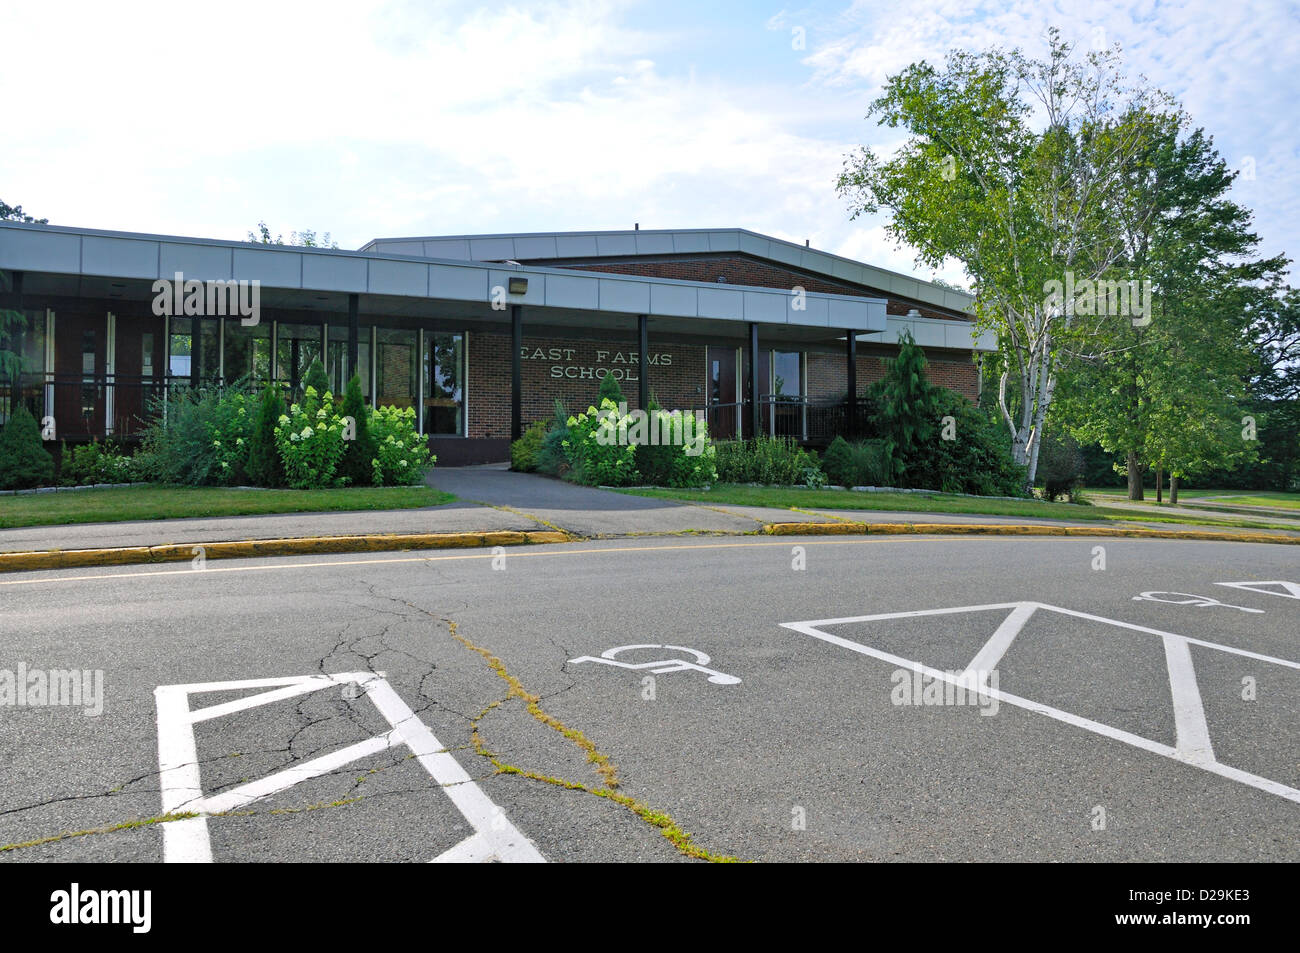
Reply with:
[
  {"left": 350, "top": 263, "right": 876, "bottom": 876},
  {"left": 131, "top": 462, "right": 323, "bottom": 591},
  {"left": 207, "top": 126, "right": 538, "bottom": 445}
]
[
  {"left": 431, "top": 831, "right": 496, "bottom": 863},
  {"left": 154, "top": 672, "right": 546, "bottom": 863},
  {"left": 961, "top": 602, "right": 1037, "bottom": 688},
  {"left": 200, "top": 736, "right": 394, "bottom": 815},
  {"left": 1162, "top": 634, "right": 1215, "bottom": 766},
  {"left": 188, "top": 676, "right": 340, "bottom": 724},
  {"left": 781, "top": 604, "right": 1300, "bottom": 805},
  {"left": 362, "top": 677, "right": 546, "bottom": 864},
  {"left": 1032, "top": 602, "right": 1300, "bottom": 672},
  {"left": 153, "top": 684, "right": 212, "bottom": 863},
  {"left": 1216, "top": 580, "right": 1300, "bottom": 601}
]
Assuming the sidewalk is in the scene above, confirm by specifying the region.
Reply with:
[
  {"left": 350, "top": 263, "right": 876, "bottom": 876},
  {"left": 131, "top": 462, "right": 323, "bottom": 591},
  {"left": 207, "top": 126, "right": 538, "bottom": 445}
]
[{"left": 2, "top": 465, "right": 1297, "bottom": 563}]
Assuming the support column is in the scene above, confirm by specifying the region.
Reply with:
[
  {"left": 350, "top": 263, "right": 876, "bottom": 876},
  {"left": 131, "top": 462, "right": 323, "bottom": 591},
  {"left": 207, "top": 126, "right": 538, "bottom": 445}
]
[
  {"left": 747, "top": 322, "right": 759, "bottom": 441},
  {"left": 511, "top": 304, "right": 523, "bottom": 442},
  {"left": 637, "top": 314, "right": 649, "bottom": 411},
  {"left": 846, "top": 331, "right": 858, "bottom": 438},
  {"left": 191, "top": 316, "right": 202, "bottom": 388},
  {"left": 347, "top": 293, "right": 359, "bottom": 385}
]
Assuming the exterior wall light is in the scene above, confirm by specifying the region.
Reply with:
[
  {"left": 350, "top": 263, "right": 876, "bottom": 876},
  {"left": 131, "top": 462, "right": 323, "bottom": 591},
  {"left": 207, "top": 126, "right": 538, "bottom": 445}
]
[{"left": 508, "top": 277, "right": 528, "bottom": 295}]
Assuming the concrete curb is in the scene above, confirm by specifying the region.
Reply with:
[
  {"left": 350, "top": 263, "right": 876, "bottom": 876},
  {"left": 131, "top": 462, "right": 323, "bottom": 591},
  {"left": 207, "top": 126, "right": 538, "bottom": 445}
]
[
  {"left": 0, "top": 530, "right": 574, "bottom": 574},
  {"left": 760, "top": 521, "right": 1300, "bottom": 545},
  {"left": 2, "top": 519, "right": 1294, "bottom": 575}
]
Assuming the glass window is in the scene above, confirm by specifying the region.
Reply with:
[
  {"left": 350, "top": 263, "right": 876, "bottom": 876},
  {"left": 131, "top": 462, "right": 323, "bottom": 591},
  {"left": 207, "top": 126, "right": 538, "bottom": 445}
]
[
  {"left": 375, "top": 328, "right": 417, "bottom": 411},
  {"left": 327, "top": 325, "right": 371, "bottom": 402},
  {"left": 772, "top": 351, "right": 802, "bottom": 397},
  {"left": 168, "top": 317, "right": 192, "bottom": 379},
  {"left": 223, "top": 319, "right": 271, "bottom": 386},
  {"left": 1, "top": 310, "right": 47, "bottom": 424},
  {"left": 166, "top": 317, "right": 218, "bottom": 383},
  {"left": 276, "top": 322, "right": 324, "bottom": 395},
  {"left": 424, "top": 332, "right": 464, "bottom": 436},
  {"left": 80, "top": 329, "right": 97, "bottom": 418}
]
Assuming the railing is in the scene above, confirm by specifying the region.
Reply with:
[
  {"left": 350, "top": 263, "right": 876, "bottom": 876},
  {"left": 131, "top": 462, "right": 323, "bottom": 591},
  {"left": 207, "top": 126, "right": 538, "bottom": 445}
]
[
  {"left": 1, "top": 373, "right": 183, "bottom": 440},
  {"left": 689, "top": 396, "right": 876, "bottom": 444}
]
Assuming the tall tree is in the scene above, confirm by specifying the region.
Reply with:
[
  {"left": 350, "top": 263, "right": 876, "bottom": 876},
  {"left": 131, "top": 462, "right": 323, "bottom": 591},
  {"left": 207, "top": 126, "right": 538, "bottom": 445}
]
[
  {"left": 837, "top": 29, "right": 1169, "bottom": 485},
  {"left": 247, "top": 221, "right": 338, "bottom": 248},
  {"left": 1054, "top": 122, "right": 1286, "bottom": 498}
]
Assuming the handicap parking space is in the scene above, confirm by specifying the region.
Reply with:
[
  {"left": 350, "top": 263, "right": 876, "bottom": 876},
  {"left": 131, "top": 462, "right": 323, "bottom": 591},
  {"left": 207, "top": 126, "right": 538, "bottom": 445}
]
[{"left": 2, "top": 536, "right": 1296, "bottom": 862}]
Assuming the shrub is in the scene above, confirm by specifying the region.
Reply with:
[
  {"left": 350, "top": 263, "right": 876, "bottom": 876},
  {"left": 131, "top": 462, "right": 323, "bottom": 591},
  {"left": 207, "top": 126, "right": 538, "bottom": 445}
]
[
  {"left": 274, "top": 386, "right": 347, "bottom": 489},
  {"left": 59, "top": 440, "right": 136, "bottom": 486},
  {"left": 909, "top": 390, "right": 1028, "bottom": 497},
  {"left": 598, "top": 372, "right": 624, "bottom": 406},
  {"left": 714, "top": 436, "right": 821, "bottom": 486},
  {"left": 1037, "top": 432, "right": 1086, "bottom": 502},
  {"left": 0, "top": 405, "right": 55, "bottom": 489},
  {"left": 208, "top": 390, "right": 253, "bottom": 485},
  {"left": 632, "top": 407, "right": 717, "bottom": 487},
  {"left": 135, "top": 385, "right": 248, "bottom": 486},
  {"left": 871, "top": 330, "right": 938, "bottom": 486},
  {"left": 536, "top": 401, "right": 572, "bottom": 477},
  {"left": 337, "top": 374, "right": 376, "bottom": 487},
  {"left": 246, "top": 382, "right": 286, "bottom": 487},
  {"left": 821, "top": 436, "right": 854, "bottom": 486},
  {"left": 851, "top": 439, "right": 894, "bottom": 487},
  {"left": 370, "top": 405, "right": 434, "bottom": 485},
  {"left": 511, "top": 420, "right": 549, "bottom": 472},
  {"left": 302, "top": 358, "right": 329, "bottom": 401},
  {"left": 563, "top": 399, "right": 640, "bottom": 486}
]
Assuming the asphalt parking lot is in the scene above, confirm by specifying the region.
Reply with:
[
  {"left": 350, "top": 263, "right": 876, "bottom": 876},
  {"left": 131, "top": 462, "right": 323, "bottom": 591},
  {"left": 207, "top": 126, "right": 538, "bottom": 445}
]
[{"left": 0, "top": 534, "right": 1296, "bottom": 862}]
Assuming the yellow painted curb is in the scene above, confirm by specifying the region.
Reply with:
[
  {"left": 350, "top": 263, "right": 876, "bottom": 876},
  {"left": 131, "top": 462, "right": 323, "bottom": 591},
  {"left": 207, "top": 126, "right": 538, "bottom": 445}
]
[
  {"left": 0, "top": 530, "right": 576, "bottom": 574},
  {"left": 761, "top": 521, "right": 1300, "bottom": 545}
]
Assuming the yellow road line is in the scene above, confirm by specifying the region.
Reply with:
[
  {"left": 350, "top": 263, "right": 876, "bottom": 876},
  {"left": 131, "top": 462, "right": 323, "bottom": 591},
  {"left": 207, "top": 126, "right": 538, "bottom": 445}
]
[{"left": 0, "top": 534, "right": 1047, "bottom": 587}]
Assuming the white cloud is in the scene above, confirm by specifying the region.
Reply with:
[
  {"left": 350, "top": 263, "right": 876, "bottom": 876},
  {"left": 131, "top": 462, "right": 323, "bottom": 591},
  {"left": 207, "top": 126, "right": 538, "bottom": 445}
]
[{"left": 1, "top": 0, "right": 1293, "bottom": 287}]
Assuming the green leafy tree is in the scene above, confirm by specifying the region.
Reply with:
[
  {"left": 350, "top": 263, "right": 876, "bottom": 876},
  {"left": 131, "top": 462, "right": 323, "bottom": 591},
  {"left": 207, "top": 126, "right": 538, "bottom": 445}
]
[
  {"left": 303, "top": 357, "right": 330, "bottom": 400},
  {"left": 837, "top": 29, "right": 1171, "bottom": 485},
  {"left": 1054, "top": 122, "right": 1284, "bottom": 498},
  {"left": 871, "top": 331, "right": 938, "bottom": 486},
  {"left": 246, "top": 382, "right": 286, "bottom": 487},
  {"left": 598, "top": 371, "right": 624, "bottom": 406},
  {"left": 338, "top": 374, "right": 376, "bottom": 486},
  {"left": 247, "top": 221, "right": 338, "bottom": 248},
  {"left": 0, "top": 405, "right": 55, "bottom": 489}
]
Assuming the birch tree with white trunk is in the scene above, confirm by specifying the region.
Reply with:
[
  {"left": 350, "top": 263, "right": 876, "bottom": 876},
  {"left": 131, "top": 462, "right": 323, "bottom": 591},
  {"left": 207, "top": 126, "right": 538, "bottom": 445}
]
[{"left": 836, "top": 29, "right": 1170, "bottom": 486}]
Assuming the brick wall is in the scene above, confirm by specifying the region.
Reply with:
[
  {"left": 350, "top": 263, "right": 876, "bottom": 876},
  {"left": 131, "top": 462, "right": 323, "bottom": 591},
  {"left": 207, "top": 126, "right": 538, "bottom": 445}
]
[
  {"left": 467, "top": 332, "right": 706, "bottom": 439},
  {"left": 807, "top": 351, "right": 979, "bottom": 401}
]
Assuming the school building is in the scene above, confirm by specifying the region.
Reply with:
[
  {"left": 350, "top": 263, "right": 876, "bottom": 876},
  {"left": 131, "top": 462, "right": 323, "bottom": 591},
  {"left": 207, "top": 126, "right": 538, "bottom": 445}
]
[{"left": 0, "top": 222, "right": 994, "bottom": 464}]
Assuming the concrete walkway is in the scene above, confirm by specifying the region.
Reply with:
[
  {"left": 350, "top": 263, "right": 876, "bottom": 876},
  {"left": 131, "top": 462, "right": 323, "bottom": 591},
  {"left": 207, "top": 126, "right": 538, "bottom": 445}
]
[{"left": 2, "top": 465, "right": 1297, "bottom": 555}]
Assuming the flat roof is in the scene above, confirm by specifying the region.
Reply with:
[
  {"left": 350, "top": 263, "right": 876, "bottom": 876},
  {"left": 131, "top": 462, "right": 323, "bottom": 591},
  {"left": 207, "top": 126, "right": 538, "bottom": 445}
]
[
  {"left": 0, "top": 221, "right": 893, "bottom": 336},
  {"left": 360, "top": 227, "right": 976, "bottom": 317}
]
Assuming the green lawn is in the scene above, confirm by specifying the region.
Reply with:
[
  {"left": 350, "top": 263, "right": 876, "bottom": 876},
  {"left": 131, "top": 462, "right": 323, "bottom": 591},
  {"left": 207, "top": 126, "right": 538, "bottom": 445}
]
[
  {"left": 0, "top": 485, "right": 456, "bottom": 529},
  {"left": 620, "top": 484, "right": 1296, "bottom": 530},
  {"left": 1086, "top": 487, "right": 1300, "bottom": 513}
]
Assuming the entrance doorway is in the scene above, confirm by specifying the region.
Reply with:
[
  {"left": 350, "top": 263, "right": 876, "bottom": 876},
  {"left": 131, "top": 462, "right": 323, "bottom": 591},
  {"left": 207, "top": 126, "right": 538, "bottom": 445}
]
[{"left": 706, "top": 346, "right": 739, "bottom": 440}]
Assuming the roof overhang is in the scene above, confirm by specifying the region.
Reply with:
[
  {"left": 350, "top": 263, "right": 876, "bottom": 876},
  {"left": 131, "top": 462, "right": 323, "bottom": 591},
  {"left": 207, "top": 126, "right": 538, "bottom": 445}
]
[
  {"left": 0, "top": 223, "right": 888, "bottom": 337},
  {"left": 361, "top": 227, "right": 977, "bottom": 318}
]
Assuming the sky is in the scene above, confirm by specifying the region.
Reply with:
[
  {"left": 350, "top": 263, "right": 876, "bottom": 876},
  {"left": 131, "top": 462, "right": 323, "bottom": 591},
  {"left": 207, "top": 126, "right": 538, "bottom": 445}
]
[{"left": 3, "top": 0, "right": 1297, "bottom": 285}]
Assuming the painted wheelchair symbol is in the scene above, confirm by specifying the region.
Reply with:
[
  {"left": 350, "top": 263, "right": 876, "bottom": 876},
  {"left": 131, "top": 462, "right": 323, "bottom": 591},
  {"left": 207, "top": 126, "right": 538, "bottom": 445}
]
[
  {"left": 1132, "top": 591, "right": 1264, "bottom": 614},
  {"left": 567, "top": 644, "right": 741, "bottom": 686}
]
